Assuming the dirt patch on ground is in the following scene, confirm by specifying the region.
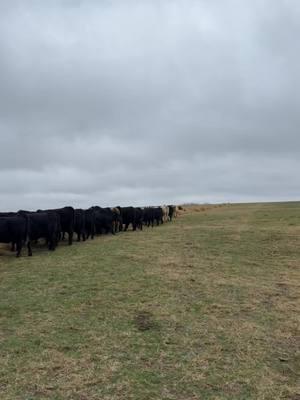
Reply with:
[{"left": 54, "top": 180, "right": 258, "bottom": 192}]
[{"left": 134, "top": 311, "right": 158, "bottom": 332}]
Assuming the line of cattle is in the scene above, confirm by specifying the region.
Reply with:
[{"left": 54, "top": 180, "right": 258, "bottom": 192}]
[{"left": 0, "top": 205, "right": 178, "bottom": 257}]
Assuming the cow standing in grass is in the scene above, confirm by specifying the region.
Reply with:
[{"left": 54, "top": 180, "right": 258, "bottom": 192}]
[
  {"left": 117, "top": 206, "right": 138, "bottom": 231},
  {"left": 143, "top": 207, "right": 154, "bottom": 227},
  {"left": 74, "top": 209, "right": 86, "bottom": 242},
  {"left": 168, "top": 205, "right": 177, "bottom": 221},
  {"left": 84, "top": 208, "right": 96, "bottom": 239},
  {"left": 39, "top": 206, "right": 75, "bottom": 245},
  {"left": 19, "top": 210, "right": 60, "bottom": 254},
  {"left": 0, "top": 214, "right": 30, "bottom": 257},
  {"left": 93, "top": 206, "right": 116, "bottom": 235},
  {"left": 153, "top": 207, "right": 164, "bottom": 226},
  {"left": 161, "top": 206, "right": 169, "bottom": 223},
  {"left": 111, "top": 207, "right": 123, "bottom": 234},
  {"left": 135, "top": 207, "right": 144, "bottom": 230}
]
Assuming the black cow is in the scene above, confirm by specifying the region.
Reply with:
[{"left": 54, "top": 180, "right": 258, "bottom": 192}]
[
  {"left": 93, "top": 207, "right": 115, "bottom": 235},
  {"left": 0, "top": 212, "right": 17, "bottom": 217},
  {"left": 0, "top": 215, "right": 30, "bottom": 257},
  {"left": 0, "top": 212, "right": 18, "bottom": 251},
  {"left": 143, "top": 207, "right": 155, "bottom": 228},
  {"left": 153, "top": 207, "right": 163, "bottom": 226},
  {"left": 19, "top": 211, "right": 60, "bottom": 253},
  {"left": 74, "top": 209, "right": 86, "bottom": 242},
  {"left": 93, "top": 207, "right": 123, "bottom": 235},
  {"left": 117, "top": 206, "right": 137, "bottom": 231},
  {"left": 135, "top": 207, "right": 144, "bottom": 230},
  {"left": 39, "top": 207, "right": 75, "bottom": 245},
  {"left": 85, "top": 208, "right": 96, "bottom": 239}
]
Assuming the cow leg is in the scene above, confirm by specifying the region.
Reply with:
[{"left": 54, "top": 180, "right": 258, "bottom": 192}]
[
  {"left": 111, "top": 223, "right": 116, "bottom": 235},
  {"left": 27, "top": 241, "right": 32, "bottom": 256},
  {"left": 68, "top": 231, "right": 73, "bottom": 245},
  {"left": 52, "top": 237, "right": 57, "bottom": 250},
  {"left": 10, "top": 242, "right": 15, "bottom": 252},
  {"left": 55, "top": 235, "right": 59, "bottom": 247},
  {"left": 48, "top": 237, "right": 55, "bottom": 251},
  {"left": 16, "top": 241, "right": 22, "bottom": 257}
]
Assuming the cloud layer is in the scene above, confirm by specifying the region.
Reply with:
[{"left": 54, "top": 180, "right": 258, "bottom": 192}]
[{"left": 1, "top": 0, "right": 300, "bottom": 210}]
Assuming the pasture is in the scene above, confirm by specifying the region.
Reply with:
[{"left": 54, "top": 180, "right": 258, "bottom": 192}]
[{"left": 0, "top": 202, "right": 299, "bottom": 399}]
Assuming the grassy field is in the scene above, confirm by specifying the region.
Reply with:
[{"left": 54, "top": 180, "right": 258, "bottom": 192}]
[{"left": 0, "top": 203, "right": 300, "bottom": 400}]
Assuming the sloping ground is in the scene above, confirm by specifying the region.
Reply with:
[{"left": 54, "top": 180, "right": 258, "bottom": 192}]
[{"left": 0, "top": 203, "right": 299, "bottom": 399}]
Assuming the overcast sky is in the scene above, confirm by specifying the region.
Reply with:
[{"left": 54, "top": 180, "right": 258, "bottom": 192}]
[{"left": 0, "top": 0, "right": 300, "bottom": 210}]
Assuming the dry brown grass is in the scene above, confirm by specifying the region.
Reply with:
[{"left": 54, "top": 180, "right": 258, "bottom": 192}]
[{"left": 178, "top": 203, "right": 230, "bottom": 215}]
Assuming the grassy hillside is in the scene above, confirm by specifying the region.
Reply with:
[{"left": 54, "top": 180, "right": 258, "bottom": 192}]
[{"left": 0, "top": 203, "right": 300, "bottom": 399}]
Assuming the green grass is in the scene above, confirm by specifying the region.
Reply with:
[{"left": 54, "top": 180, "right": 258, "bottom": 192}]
[{"left": 0, "top": 202, "right": 300, "bottom": 399}]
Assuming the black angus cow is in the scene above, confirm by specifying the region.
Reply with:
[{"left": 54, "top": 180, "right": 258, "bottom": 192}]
[
  {"left": 153, "top": 207, "right": 163, "bottom": 226},
  {"left": 117, "top": 206, "right": 137, "bottom": 231},
  {"left": 0, "top": 212, "right": 18, "bottom": 217},
  {"left": 19, "top": 211, "right": 60, "bottom": 254},
  {"left": 92, "top": 206, "right": 116, "bottom": 235},
  {"left": 39, "top": 206, "right": 75, "bottom": 245},
  {"left": 84, "top": 208, "right": 96, "bottom": 239},
  {"left": 143, "top": 207, "right": 155, "bottom": 228},
  {"left": 74, "top": 209, "right": 86, "bottom": 242},
  {"left": 93, "top": 207, "right": 122, "bottom": 235},
  {"left": 0, "top": 214, "right": 30, "bottom": 257},
  {"left": 0, "top": 212, "right": 18, "bottom": 251},
  {"left": 135, "top": 207, "right": 144, "bottom": 230}
]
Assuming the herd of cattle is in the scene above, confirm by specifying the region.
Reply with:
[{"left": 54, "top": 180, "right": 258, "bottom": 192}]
[{"left": 0, "top": 205, "right": 178, "bottom": 257}]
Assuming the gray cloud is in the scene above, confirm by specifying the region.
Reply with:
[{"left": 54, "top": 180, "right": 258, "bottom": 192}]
[{"left": 0, "top": 0, "right": 300, "bottom": 210}]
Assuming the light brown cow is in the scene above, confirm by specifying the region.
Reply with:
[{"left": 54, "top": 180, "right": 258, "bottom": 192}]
[{"left": 161, "top": 205, "right": 169, "bottom": 223}]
